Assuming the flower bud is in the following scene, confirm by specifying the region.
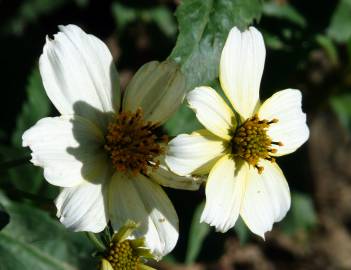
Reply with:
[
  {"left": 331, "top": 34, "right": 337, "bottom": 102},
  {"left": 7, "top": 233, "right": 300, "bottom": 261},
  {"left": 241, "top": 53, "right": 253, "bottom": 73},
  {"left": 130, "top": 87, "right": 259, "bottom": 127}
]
[{"left": 123, "top": 60, "right": 186, "bottom": 124}]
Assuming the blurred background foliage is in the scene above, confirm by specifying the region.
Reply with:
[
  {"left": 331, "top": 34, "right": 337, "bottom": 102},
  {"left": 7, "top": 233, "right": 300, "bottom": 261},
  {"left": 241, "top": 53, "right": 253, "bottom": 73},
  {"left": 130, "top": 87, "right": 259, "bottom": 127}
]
[{"left": 0, "top": 0, "right": 351, "bottom": 269}]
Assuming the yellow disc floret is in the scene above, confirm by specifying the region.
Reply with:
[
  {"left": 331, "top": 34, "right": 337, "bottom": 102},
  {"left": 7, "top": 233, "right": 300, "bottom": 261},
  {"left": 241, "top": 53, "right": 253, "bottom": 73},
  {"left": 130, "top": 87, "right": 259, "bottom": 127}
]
[
  {"left": 104, "top": 108, "right": 167, "bottom": 175},
  {"left": 99, "top": 221, "right": 156, "bottom": 270},
  {"left": 231, "top": 114, "right": 283, "bottom": 173},
  {"left": 105, "top": 240, "right": 139, "bottom": 270}
]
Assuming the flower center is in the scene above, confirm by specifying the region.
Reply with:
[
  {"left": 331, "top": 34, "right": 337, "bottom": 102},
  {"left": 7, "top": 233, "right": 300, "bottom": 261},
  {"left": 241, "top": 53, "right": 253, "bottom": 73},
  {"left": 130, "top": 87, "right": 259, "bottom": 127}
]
[
  {"left": 104, "top": 108, "right": 167, "bottom": 175},
  {"left": 104, "top": 240, "right": 140, "bottom": 270},
  {"left": 231, "top": 114, "right": 282, "bottom": 173}
]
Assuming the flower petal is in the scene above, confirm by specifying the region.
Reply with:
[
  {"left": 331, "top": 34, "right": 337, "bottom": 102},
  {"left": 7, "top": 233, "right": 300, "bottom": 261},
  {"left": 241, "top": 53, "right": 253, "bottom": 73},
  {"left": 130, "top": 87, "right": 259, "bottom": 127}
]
[
  {"left": 240, "top": 160, "right": 291, "bottom": 238},
  {"left": 258, "top": 89, "right": 309, "bottom": 156},
  {"left": 187, "top": 87, "right": 235, "bottom": 140},
  {"left": 40, "top": 24, "right": 120, "bottom": 127},
  {"left": 200, "top": 155, "right": 246, "bottom": 232},
  {"left": 219, "top": 26, "right": 265, "bottom": 119},
  {"left": 165, "top": 129, "right": 226, "bottom": 176},
  {"left": 55, "top": 181, "right": 108, "bottom": 232},
  {"left": 22, "top": 115, "right": 110, "bottom": 187},
  {"left": 123, "top": 60, "right": 186, "bottom": 124},
  {"left": 150, "top": 156, "right": 202, "bottom": 191},
  {"left": 109, "top": 173, "right": 178, "bottom": 258},
  {"left": 100, "top": 259, "right": 114, "bottom": 270}
]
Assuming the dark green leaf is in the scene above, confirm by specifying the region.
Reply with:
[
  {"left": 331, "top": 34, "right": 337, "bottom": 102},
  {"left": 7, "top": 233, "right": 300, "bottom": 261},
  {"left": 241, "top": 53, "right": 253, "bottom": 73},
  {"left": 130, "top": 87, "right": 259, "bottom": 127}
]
[
  {"left": 166, "top": 0, "right": 262, "bottom": 135},
  {"left": 327, "top": 0, "right": 351, "bottom": 43},
  {"left": 0, "top": 192, "right": 96, "bottom": 270},
  {"left": 12, "top": 68, "right": 51, "bottom": 147},
  {"left": 112, "top": 3, "right": 176, "bottom": 38},
  {"left": 262, "top": 1, "right": 306, "bottom": 27},
  {"left": 185, "top": 202, "right": 210, "bottom": 264},
  {"left": 233, "top": 216, "right": 250, "bottom": 244},
  {"left": 164, "top": 104, "right": 202, "bottom": 136},
  {"left": 0, "top": 206, "right": 10, "bottom": 231},
  {"left": 279, "top": 192, "right": 317, "bottom": 235},
  {"left": 330, "top": 93, "right": 351, "bottom": 132},
  {"left": 262, "top": 31, "right": 285, "bottom": 50},
  {"left": 6, "top": 68, "right": 52, "bottom": 195},
  {"left": 316, "top": 35, "right": 339, "bottom": 65},
  {"left": 2, "top": 0, "right": 88, "bottom": 35},
  {"left": 162, "top": 254, "right": 177, "bottom": 263},
  {"left": 170, "top": 0, "right": 262, "bottom": 90}
]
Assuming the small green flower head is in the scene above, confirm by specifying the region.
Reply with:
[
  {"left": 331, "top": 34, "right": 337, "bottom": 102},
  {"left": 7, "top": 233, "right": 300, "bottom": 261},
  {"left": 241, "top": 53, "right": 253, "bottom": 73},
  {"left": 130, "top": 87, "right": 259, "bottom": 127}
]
[{"left": 100, "top": 221, "right": 156, "bottom": 270}]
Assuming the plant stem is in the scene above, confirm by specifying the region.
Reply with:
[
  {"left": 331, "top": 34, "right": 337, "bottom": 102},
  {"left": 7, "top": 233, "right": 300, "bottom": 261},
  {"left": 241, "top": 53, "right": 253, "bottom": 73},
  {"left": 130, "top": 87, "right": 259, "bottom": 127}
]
[{"left": 86, "top": 232, "right": 106, "bottom": 252}]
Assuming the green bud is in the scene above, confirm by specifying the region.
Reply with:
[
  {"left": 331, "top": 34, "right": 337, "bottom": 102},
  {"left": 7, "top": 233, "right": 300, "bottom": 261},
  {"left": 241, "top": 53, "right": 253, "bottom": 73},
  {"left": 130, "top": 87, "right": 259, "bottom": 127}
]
[{"left": 123, "top": 60, "right": 186, "bottom": 124}]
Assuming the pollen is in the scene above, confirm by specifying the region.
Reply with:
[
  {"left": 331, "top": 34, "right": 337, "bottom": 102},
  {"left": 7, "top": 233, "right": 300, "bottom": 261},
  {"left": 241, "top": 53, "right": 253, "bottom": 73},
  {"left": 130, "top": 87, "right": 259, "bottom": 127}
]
[
  {"left": 104, "top": 240, "right": 140, "bottom": 270},
  {"left": 231, "top": 114, "right": 283, "bottom": 173},
  {"left": 104, "top": 108, "right": 167, "bottom": 175}
]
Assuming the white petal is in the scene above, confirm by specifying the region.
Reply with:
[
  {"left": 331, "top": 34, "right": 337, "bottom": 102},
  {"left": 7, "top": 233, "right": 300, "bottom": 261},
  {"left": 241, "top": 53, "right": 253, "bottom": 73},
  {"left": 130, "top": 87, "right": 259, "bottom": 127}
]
[
  {"left": 22, "top": 115, "right": 110, "bottom": 187},
  {"left": 187, "top": 87, "right": 234, "bottom": 140},
  {"left": 55, "top": 182, "right": 108, "bottom": 232},
  {"left": 258, "top": 89, "right": 309, "bottom": 156},
  {"left": 240, "top": 160, "right": 291, "bottom": 238},
  {"left": 109, "top": 173, "right": 178, "bottom": 258},
  {"left": 40, "top": 24, "right": 120, "bottom": 127},
  {"left": 201, "top": 155, "right": 246, "bottom": 232},
  {"left": 165, "top": 129, "right": 226, "bottom": 176},
  {"left": 219, "top": 26, "right": 266, "bottom": 119},
  {"left": 123, "top": 60, "right": 186, "bottom": 124},
  {"left": 150, "top": 156, "right": 202, "bottom": 191}
]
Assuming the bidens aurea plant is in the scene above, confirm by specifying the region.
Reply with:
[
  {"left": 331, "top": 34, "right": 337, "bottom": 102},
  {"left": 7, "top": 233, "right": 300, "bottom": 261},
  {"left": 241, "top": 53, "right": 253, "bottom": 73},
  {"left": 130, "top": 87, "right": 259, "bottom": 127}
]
[
  {"left": 165, "top": 26, "right": 310, "bottom": 238},
  {"left": 22, "top": 24, "right": 200, "bottom": 259}
]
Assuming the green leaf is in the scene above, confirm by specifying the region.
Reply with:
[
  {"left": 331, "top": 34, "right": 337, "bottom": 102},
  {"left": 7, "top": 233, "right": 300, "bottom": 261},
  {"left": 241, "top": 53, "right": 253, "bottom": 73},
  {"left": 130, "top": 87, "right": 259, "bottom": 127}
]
[
  {"left": 166, "top": 1, "right": 261, "bottom": 135},
  {"left": 170, "top": 0, "right": 262, "bottom": 90},
  {"left": 330, "top": 93, "right": 351, "bottom": 132},
  {"left": 0, "top": 146, "right": 55, "bottom": 197},
  {"left": 12, "top": 68, "right": 51, "bottom": 147},
  {"left": 164, "top": 104, "right": 202, "bottom": 136},
  {"left": 279, "top": 192, "right": 317, "bottom": 235},
  {"left": 2, "top": 0, "right": 87, "bottom": 35},
  {"left": 5, "top": 68, "right": 52, "bottom": 195},
  {"left": 327, "top": 0, "right": 351, "bottom": 43},
  {"left": 233, "top": 216, "right": 250, "bottom": 244},
  {"left": 262, "top": 1, "right": 306, "bottom": 27},
  {"left": 162, "top": 254, "right": 177, "bottom": 263},
  {"left": 0, "top": 207, "right": 9, "bottom": 231},
  {"left": 0, "top": 192, "right": 96, "bottom": 270},
  {"left": 263, "top": 31, "right": 285, "bottom": 50},
  {"left": 112, "top": 3, "right": 176, "bottom": 38},
  {"left": 316, "top": 35, "right": 339, "bottom": 65},
  {"left": 147, "top": 7, "right": 177, "bottom": 38},
  {"left": 112, "top": 2, "right": 138, "bottom": 32},
  {"left": 185, "top": 202, "right": 210, "bottom": 264}
]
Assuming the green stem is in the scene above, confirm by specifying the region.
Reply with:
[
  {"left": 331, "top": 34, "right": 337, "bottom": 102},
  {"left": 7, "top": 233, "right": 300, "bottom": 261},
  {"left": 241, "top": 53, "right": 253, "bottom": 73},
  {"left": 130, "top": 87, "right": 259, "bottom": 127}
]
[{"left": 86, "top": 232, "right": 106, "bottom": 252}]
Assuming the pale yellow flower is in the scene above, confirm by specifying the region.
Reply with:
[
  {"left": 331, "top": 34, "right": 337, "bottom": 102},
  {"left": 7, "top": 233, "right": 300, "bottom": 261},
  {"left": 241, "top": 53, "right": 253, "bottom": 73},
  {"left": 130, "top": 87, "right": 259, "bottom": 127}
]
[{"left": 165, "top": 26, "right": 309, "bottom": 238}]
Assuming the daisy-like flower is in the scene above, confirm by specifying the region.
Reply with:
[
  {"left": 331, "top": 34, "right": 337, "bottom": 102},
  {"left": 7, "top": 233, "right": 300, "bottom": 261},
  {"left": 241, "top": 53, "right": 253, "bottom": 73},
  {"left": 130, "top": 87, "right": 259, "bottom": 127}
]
[
  {"left": 165, "top": 26, "right": 310, "bottom": 238},
  {"left": 22, "top": 24, "right": 200, "bottom": 258}
]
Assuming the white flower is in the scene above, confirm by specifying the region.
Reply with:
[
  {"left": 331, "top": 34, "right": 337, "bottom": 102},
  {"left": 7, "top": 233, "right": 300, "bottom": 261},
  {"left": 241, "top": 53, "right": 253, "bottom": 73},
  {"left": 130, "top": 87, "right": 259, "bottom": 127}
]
[
  {"left": 165, "top": 26, "right": 310, "bottom": 238},
  {"left": 22, "top": 24, "right": 200, "bottom": 258}
]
